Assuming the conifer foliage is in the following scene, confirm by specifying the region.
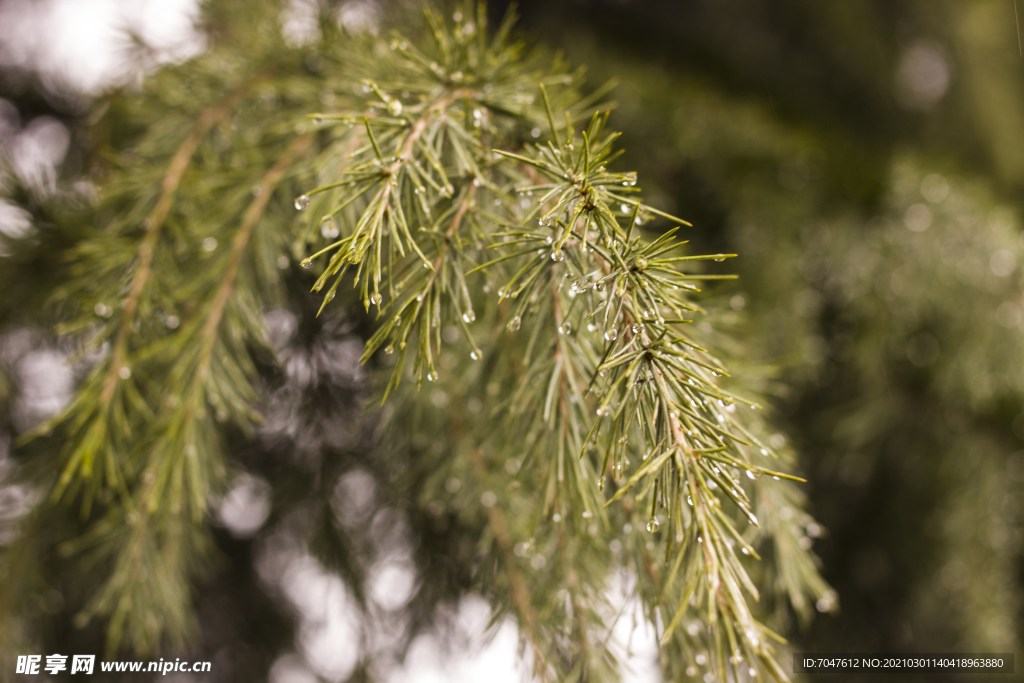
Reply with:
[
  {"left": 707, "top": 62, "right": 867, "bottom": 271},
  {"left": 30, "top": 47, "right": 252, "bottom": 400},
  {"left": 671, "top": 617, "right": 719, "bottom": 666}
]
[{"left": 2, "top": 2, "right": 832, "bottom": 680}]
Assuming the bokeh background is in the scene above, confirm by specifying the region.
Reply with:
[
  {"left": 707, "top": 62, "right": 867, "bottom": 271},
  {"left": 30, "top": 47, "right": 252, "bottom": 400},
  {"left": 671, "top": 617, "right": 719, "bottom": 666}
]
[{"left": 2, "top": 0, "right": 1024, "bottom": 681}]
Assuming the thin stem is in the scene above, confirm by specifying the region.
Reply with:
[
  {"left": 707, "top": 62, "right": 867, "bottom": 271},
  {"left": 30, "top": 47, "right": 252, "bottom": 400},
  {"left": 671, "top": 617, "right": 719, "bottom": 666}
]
[{"left": 99, "top": 80, "right": 256, "bottom": 405}]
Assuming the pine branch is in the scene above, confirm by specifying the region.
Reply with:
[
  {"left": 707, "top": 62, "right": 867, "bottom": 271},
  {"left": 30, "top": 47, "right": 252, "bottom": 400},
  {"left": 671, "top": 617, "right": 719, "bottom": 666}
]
[
  {"left": 23, "top": 78, "right": 260, "bottom": 509},
  {"left": 97, "top": 79, "right": 256, "bottom": 408},
  {"left": 10, "top": 3, "right": 834, "bottom": 677},
  {"left": 290, "top": 6, "right": 830, "bottom": 679},
  {"left": 142, "top": 132, "right": 313, "bottom": 519}
]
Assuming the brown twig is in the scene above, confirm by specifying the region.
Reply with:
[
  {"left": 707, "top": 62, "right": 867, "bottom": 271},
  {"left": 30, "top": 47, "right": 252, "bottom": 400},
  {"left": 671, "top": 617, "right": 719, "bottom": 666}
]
[
  {"left": 196, "top": 133, "right": 314, "bottom": 373},
  {"left": 99, "top": 80, "right": 256, "bottom": 406}
]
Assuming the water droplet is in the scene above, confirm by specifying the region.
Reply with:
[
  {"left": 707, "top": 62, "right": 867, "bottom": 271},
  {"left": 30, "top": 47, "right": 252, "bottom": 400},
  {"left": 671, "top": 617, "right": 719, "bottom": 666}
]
[
  {"left": 587, "top": 322, "right": 597, "bottom": 332},
  {"left": 384, "top": 344, "right": 394, "bottom": 355},
  {"left": 507, "top": 316, "right": 521, "bottom": 332},
  {"left": 118, "top": 366, "right": 131, "bottom": 379},
  {"left": 816, "top": 592, "right": 836, "bottom": 612},
  {"left": 746, "top": 470, "right": 756, "bottom": 480},
  {"left": 94, "top": 303, "right": 112, "bottom": 318},
  {"left": 760, "top": 448, "right": 768, "bottom": 455},
  {"left": 165, "top": 315, "right": 179, "bottom": 329},
  {"left": 646, "top": 517, "right": 660, "bottom": 533},
  {"left": 621, "top": 204, "right": 630, "bottom": 214},
  {"left": 745, "top": 629, "right": 759, "bottom": 648},
  {"left": 741, "top": 547, "right": 749, "bottom": 555},
  {"left": 604, "top": 328, "right": 618, "bottom": 341},
  {"left": 300, "top": 258, "right": 312, "bottom": 268},
  {"left": 582, "top": 511, "right": 592, "bottom": 519},
  {"left": 550, "top": 249, "right": 565, "bottom": 262},
  {"left": 387, "top": 100, "right": 403, "bottom": 117},
  {"left": 370, "top": 292, "right": 382, "bottom": 305},
  {"left": 462, "top": 310, "right": 476, "bottom": 323},
  {"left": 312, "top": 114, "right": 324, "bottom": 125},
  {"left": 294, "top": 195, "right": 310, "bottom": 210},
  {"left": 426, "top": 370, "right": 439, "bottom": 382},
  {"left": 598, "top": 478, "right": 605, "bottom": 491},
  {"left": 470, "top": 350, "right": 481, "bottom": 360},
  {"left": 538, "top": 216, "right": 552, "bottom": 227},
  {"left": 544, "top": 236, "right": 553, "bottom": 245},
  {"left": 631, "top": 323, "right": 645, "bottom": 335},
  {"left": 622, "top": 172, "right": 637, "bottom": 186},
  {"left": 558, "top": 321, "right": 571, "bottom": 334},
  {"left": 596, "top": 406, "right": 605, "bottom": 417}
]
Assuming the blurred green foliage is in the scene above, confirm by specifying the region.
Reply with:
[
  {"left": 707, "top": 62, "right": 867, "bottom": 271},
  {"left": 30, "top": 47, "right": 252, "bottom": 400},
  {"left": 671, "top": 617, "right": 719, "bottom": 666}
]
[
  {"left": 1, "top": 0, "right": 1024, "bottom": 681},
  {"left": 504, "top": 0, "right": 1024, "bottom": 675}
]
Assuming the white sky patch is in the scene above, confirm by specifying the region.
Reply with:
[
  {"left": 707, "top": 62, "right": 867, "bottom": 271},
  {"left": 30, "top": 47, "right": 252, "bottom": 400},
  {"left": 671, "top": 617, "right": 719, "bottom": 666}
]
[
  {"left": 218, "top": 473, "right": 273, "bottom": 538},
  {"left": 281, "top": 0, "right": 322, "bottom": 47},
  {"left": 896, "top": 40, "right": 950, "bottom": 110},
  {"left": 280, "top": 552, "right": 362, "bottom": 680},
  {"left": 10, "top": 115, "right": 69, "bottom": 193},
  {"left": 269, "top": 653, "right": 319, "bottom": 683},
  {"left": 337, "top": 0, "right": 379, "bottom": 34},
  {"left": 0, "top": 0, "right": 204, "bottom": 95},
  {"left": 369, "top": 559, "right": 416, "bottom": 612},
  {"left": 0, "top": 199, "right": 32, "bottom": 242},
  {"left": 11, "top": 348, "right": 74, "bottom": 431},
  {"left": 606, "top": 571, "right": 663, "bottom": 683},
  {"left": 388, "top": 596, "right": 529, "bottom": 683}
]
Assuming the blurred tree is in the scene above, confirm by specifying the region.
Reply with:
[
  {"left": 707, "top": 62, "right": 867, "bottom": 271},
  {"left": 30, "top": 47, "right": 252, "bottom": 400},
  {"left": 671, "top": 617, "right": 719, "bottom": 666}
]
[
  {"left": 1, "top": 1, "right": 1023, "bottom": 682},
  {"left": 499, "top": 0, "right": 1024, "bottom": 680}
]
